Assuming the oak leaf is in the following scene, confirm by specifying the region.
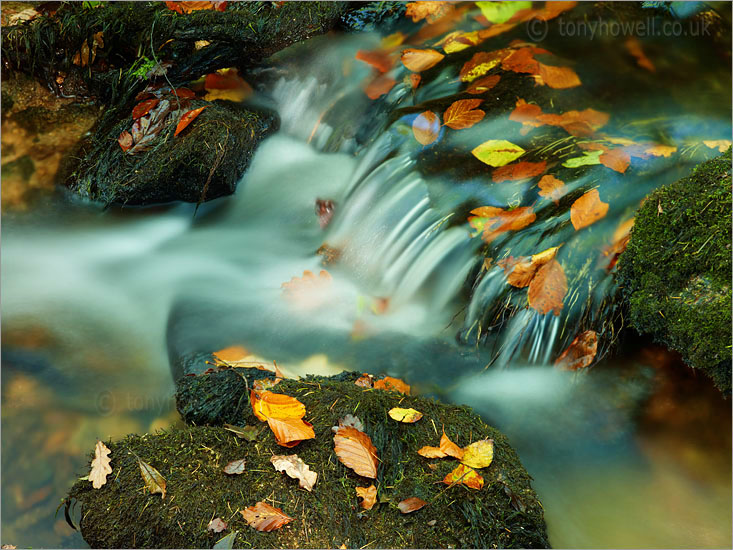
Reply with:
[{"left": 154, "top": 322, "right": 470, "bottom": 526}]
[
  {"left": 492, "top": 160, "right": 546, "bottom": 183},
  {"left": 412, "top": 111, "right": 440, "bottom": 145},
  {"left": 373, "top": 376, "right": 410, "bottom": 394},
  {"left": 442, "top": 99, "right": 485, "bottom": 130},
  {"left": 554, "top": 330, "right": 598, "bottom": 370},
  {"left": 570, "top": 189, "right": 608, "bottom": 230},
  {"left": 443, "top": 464, "right": 484, "bottom": 489},
  {"left": 460, "top": 439, "right": 494, "bottom": 469},
  {"left": 401, "top": 48, "right": 445, "bottom": 72},
  {"left": 527, "top": 259, "right": 567, "bottom": 315},
  {"left": 537, "top": 175, "right": 566, "bottom": 205},
  {"left": 388, "top": 407, "right": 423, "bottom": 423},
  {"left": 89, "top": 440, "right": 112, "bottom": 489},
  {"left": 240, "top": 502, "right": 293, "bottom": 532},
  {"left": 333, "top": 426, "right": 379, "bottom": 478},
  {"left": 138, "top": 459, "right": 167, "bottom": 498},
  {"left": 270, "top": 454, "right": 317, "bottom": 491},
  {"left": 398, "top": 497, "right": 428, "bottom": 514},
  {"left": 356, "top": 485, "right": 377, "bottom": 510}
]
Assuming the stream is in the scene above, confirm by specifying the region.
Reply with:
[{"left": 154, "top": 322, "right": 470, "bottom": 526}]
[{"left": 2, "top": 6, "right": 732, "bottom": 548}]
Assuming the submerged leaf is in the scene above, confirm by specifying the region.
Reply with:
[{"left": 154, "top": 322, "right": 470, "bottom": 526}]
[
  {"left": 405, "top": 1, "right": 452, "bottom": 23},
  {"left": 468, "top": 206, "right": 536, "bottom": 243},
  {"left": 89, "top": 440, "right": 112, "bottom": 489},
  {"left": 555, "top": 330, "right": 598, "bottom": 370},
  {"left": 364, "top": 74, "right": 397, "bottom": 99},
  {"left": 398, "top": 497, "right": 428, "bottom": 514},
  {"left": 499, "top": 246, "right": 559, "bottom": 288},
  {"left": 240, "top": 502, "right": 293, "bottom": 532},
  {"left": 492, "top": 160, "right": 546, "bottom": 183},
  {"left": 333, "top": 426, "right": 379, "bottom": 479},
  {"left": 356, "top": 484, "right": 377, "bottom": 510},
  {"left": 599, "top": 148, "right": 630, "bottom": 173},
  {"left": 412, "top": 111, "right": 440, "bottom": 145},
  {"left": 570, "top": 189, "right": 609, "bottom": 230},
  {"left": 537, "top": 175, "right": 566, "bottom": 205},
  {"left": 401, "top": 48, "right": 445, "bottom": 72},
  {"left": 270, "top": 454, "right": 317, "bottom": 491},
  {"left": 471, "top": 140, "right": 525, "bottom": 167},
  {"left": 528, "top": 259, "right": 567, "bottom": 316},
  {"left": 465, "top": 74, "right": 500, "bottom": 94},
  {"left": 476, "top": 1, "right": 531, "bottom": 23},
  {"left": 442, "top": 99, "right": 485, "bottom": 130},
  {"left": 138, "top": 459, "right": 166, "bottom": 498},
  {"left": 563, "top": 150, "right": 604, "bottom": 168}
]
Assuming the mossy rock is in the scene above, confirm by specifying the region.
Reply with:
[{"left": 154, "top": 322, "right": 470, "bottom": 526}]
[
  {"left": 68, "top": 372, "right": 549, "bottom": 548},
  {"left": 617, "top": 148, "right": 732, "bottom": 394},
  {"left": 70, "top": 100, "right": 276, "bottom": 205}
]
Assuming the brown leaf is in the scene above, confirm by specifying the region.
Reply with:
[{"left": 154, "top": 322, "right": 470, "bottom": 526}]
[
  {"left": 442, "top": 99, "right": 485, "bottom": 130},
  {"left": 240, "top": 501, "right": 293, "bottom": 532},
  {"left": 409, "top": 73, "right": 422, "bottom": 89},
  {"left": 267, "top": 417, "right": 315, "bottom": 448},
  {"left": 223, "top": 458, "right": 246, "bottom": 475},
  {"left": 89, "top": 440, "right": 112, "bottom": 489},
  {"left": 537, "top": 63, "right": 581, "bottom": 89},
  {"left": 355, "top": 50, "right": 394, "bottom": 73},
  {"left": 599, "top": 148, "right": 630, "bottom": 173},
  {"left": 492, "top": 160, "right": 546, "bottom": 183},
  {"left": 138, "top": 459, "right": 166, "bottom": 498},
  {"left": 528, "top": 259, "right": 567, "bottom": 316},
  {"left": 270, "top": 454, "right": 317, "bottom": 491},
  {"left": 398, "top": 497, "right": 428, "bottom": 514},
  {"left": 443, "top": 464, "right": 484, "bottom": 489},
  {"left": 207, "top": 517, "right": 227, "bottom": 533},
  {"left": 570, "top": 189, "right": 609, "bottom": 230},
  {"left": 165, "top": 1, "right": 226, "bottom": 14},
  {"left": 405, "top": 1, "right": 453, "bottom": 23},
  {"left": 537, "top": 175, "right": 566, "bottom": 205},
  {"left": 412, "top": 111, "right": 440, "bottom": 145},
  {"left": 555, "top": 330, "right": 598, "bottom": 370},
  {"left": 132, "top": 98, "right": 160, "bottom": 121},
  {"left": 625, "top": 37, "right": 655, "bottom": 72},
  {"left": 600, "top": 218, "right": 634, "bottom": 271},
  {"left": 468, "top": 206, "right": 536, "bottom": 243},
  {"left": 364, "top": 74, "right": 397, "bottom": 100},
  {"left": 509, "top": 99, "right": 608, "bottom": 137},
  {"left": 501, "top": 47, "right": 541, "bottom": 74},
  {"left": 499, "top": 246, "right": 559, "bottom": 288},
  {"left": 356, "top": 485, "right": 377, "bottom": 510},
  {"left": 373, "top": 376, "right": 410, "bottom": 394},
  {"left": 118, "top": 130, "right": 133, "bottom": 153},
  {"left": 333, "top": 426, "right": 379, "bottom": 478},
  {"left": 401, "top": 48, "right": 445, "bottom": 72},
  {"left": 316, "top": 198, "right": 336, "bottom": 228},
  {"left": 466, "top": 74, "right": 500, "bottom": 94},
  {"left": 174, "top": 106, "right": 207, "bottom": 137},
  {"left": 354, "top": 373, "right": 374, "bottom": 388}
]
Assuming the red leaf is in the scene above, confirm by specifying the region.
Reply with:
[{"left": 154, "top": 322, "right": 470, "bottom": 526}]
[
  {"left": 355, "top": 50, "right": 394, "bottom": 73},
  {"left": 174, "top": 106, "right": 207, "bottom": 137},
  {"left": 173, "top": 87, "right": 196, "bottom": 99},
  {"left": 132, "top": 98, "right": 160, "bottom": 120},
  {"left": 492, "top": 160, "right": 546, "bottom": 183},
  {"left": 364, "top": 74, "right": 397, "bottom": 100},
  {"left": 118, "top": 130, "right": 133, "bottom": 152}
]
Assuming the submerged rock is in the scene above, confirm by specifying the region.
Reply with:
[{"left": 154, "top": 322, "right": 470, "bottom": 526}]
[
  {"left": 68, "top": 372, "right": 549, "bottom": 548},
  {"left": 617, "top": 148, "right": 732, "bottom": 394}
]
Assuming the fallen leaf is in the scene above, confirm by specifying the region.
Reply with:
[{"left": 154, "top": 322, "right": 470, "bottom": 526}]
[
  {"left": 528, "top": 259, "right": 567, "bottom": 315},
  {"left": 252, "top": 377, "right": 281, "bottom": 392},
  {"left": 570, "top": 189, "right": 609, "bottom": 230},
  {"left": 132, "top": 98, "right": 160, "bottom": 120},
  {"left": 409, "top": 73, "right": 422, "bottom": 89},
  {"left": 600, "top": 217, "right": 634, "bottom": 271},
  {"left": 563, "top": 150, "right": 604, "bottom": 168},
  {"left": 417, "top": 431, "right": 464, "bottom": 459},
  {"left": 270, "top": 454, "right": 317, "bottom": 491},
  {"left": 472, "top": 140, "right": 525, "bottom": 167},
  {"left": 251, "top": 391, "right": 306, "bottom": 422},
  {"left": 89, "top": 440, "right": 112, "bottom": 489},
  {"left": 468, "top": 206, "right": 536, "bottom": 243},
  {"left": 364, "top": 74, "right": 397, "bottom": 99},
  {"left": 702, "top": 139, "right": 732, "bottom": 152},
  {"left": 625, "top": 37, "right": 655, "bottom": 72},
  {"left": 599, "top": 148, "right": 630, "bottom": 173},
  {"left": 126, "top": 99, "right": 174, "bottom": 154},
  {"left": 118, "top": 130, "right": 133, "bottom": 152},
  {"left": 492, "top": 160, "right": 546, "bottom": 183},
  {"left": 401, "top": 48, "right": 445, "bottom": 72},
  {"left": 223, "top": 424, "right": 260, "bottom": 441},
  {"left": 174, "top": 106, "right": 207, "bottom": 137},
  {"left": 203, "top": 68, "right": 253, "bottom": 102},
  {"left": 333, "top": 414, "right": 365, "bottom": 433},
  {"left": 356, "top": 50, "right": 394, "bottom": 73},
  {"left": 333, "top": 426, "right": 379, "bottom": 478},
  {"left": 476, "top": 1, "right": 531, "bottom": 23},
  {"left": 466, "top": 74, "right": 500, "bottom": 94},
  {"left": 240, "top": 502, "right": 293, "bottom": 532},
  {"left": 509, "top": 99, "right": 608, "bottom": 137},
  {"left": 213, "top": 345, "right": 249, "bottom": 363},
  {"left": 373, "top": 376, "right": 410, "bottom": 394},
  {"left": 460, "top": 439, "right": 494, "bottom": 469},
  {"left": 555, "top": 330, "right": 598, "bottom": 370},
  {"left": 443, "top": 464, "right": 484, "bottom": 489},
  {"left": 405, "top": 1, "right": 452, "bottom": 23},
  {"left": 388, "top": 407, "right": 423, "bottom": 423},
  {"left": 354, "top": 374, "right": 374, "bottom": 388},
  {"left": 537, "top": 63, "right": 581, "bottom": 89},
  {"left": 644, "top": 144, "right": 676, "bottom": 157},
  {"left": 267, "top": 417, "right": 315, "bottom": 448},
  {"left": 442, "top": 99, "right": 485, "bottom": 130},
  {"left": 499, "top": 246, "right": 559, "bottom": 288},
  {"left": 537, "top": 175, "right": 566, "bottom": 205},
  {"left": 165, "top": 1, "right": 227, "bottom": 14},
  {"left": 412, "top": 111, "right": 440, "bottom": 145},
  {"left": 459, "top": 49, "right": 509, "bottom": 82},
  {"left": 138, "top": 459, "right": 166, "bottom": 498},
  {"left": 502, "top": 47, "right": 541, "bottom": 74},
  {"left": 440, "top": 30, "right": 482, "bottom": 54},
  {"left": 213, "top": 531, "right": 238, "bottom": 549},
  {"left": 208, "top": 518, "right": 228, "bottom": 533},
  {"left": 223, "top": 458, "right": 246, "bottom": 475},
  {"left": 398, "top": 497, "right": 428, "bottom": 514},
  {"left": 356, "top": 485, "right": 377, "bottom": 510}
]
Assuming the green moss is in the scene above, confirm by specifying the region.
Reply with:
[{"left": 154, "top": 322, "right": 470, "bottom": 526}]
[
  {"left": 617, "top": 148, "right": 732, "bottom": 393},
  {"left": 69, "top": 373, "right": 549, "bottom": 548}
]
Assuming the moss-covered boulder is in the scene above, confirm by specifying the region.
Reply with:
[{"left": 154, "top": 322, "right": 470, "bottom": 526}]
[
  {"left": 617, "top": 149, "right": 732, "bottom": 394},
  {"left": 68, "top": 372, "right": 549, "bottom": 548}
]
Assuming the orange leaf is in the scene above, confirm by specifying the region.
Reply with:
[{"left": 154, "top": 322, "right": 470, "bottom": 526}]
[
  {"left": 537, "top": 63, "right": 581, "bottom": 89},
  {"left": 165, "top": 1, "right": 226, "bottom": 14},
  {"left": 443, "top": 464, "right": 484, "bottom": 489},
  {"left": 213, "top": 345, "right": 249, "bottom": 363},
  {"left": 570, "top": 189, "right": 609, "bottom": 230},
  {"left": 459, "top": 49, "right": 509, "bottom": 82},
  {"left": 442, "top": 99, "right": 485, "bottom": 130},
  {"left": 174, "top": 106, "right": 207, "bottom": 137},
  {"left": 333, "top": 426, "right": 379, "bottom": 478},
  {"left": 468, "top": 206, "right": 536, "bottom": 243},
  {"left": 267, "top": 417, "right": 315, "bottom": 447},
  {"left": 405, "top": 1, "right": 452, "bottom": 23},
  {"left": 554, "top": 330, "right": 598, "bottom": 370},
  {"left": 492, "top": 160, "right": 546, "bottom": 183},
  {"left": 439, "top": 431, "right": 464, "bottom": 459},
  {"left": 600, "top": 148, "right": 630, "bottom": 173},
  {"left": 417, "top": 445, "right": 445, "bottom": 458},
  {"left": 498, "top": 246, "right": 559, "bottom": 288},
  {"left": 118, "top": 130, "right": 133, "bottom": 153},
  {"left": 412, "top": 111, "right": 440, "bottom": 145},
  {"left": 252, "top": 377, "right": 282, "bottom": 392},
  {"left": 240, "top": 501, "right": 293, "bottom": 532},
  {"left": 509, "top": 99, "right": 607, "bottom": 137},
  {"left": 373, "top": 376, "right": 410, "bottom": 394},
  {"left": 356, "top": 485, "right": 377, "bottom": 510},
  {"left": 364, "top": 74, "right": 397, "bottom": 100},
  {"left": 599, "top": 217, "right": 634, "bottom": 271},
  {"left": 132, "top": 98, "right": 160, "bottom": 120},
  {"left": 251, "top": 390, "right": 306, "bottom": 422},
  {"left": 401, "top": 48, "right": 445, "bottom": 72},
  {"left": 537, "top": 175, "right": 566, "bottom": 205},
  {"left": 625, "top": 37, "right": 655, "bottom": 72},
  {"left": 501, "top": 47, "right": 540, "bottom": 74},
  {"left": 398, "top": 497, "right": 428, "bottom": 514},
  {"left": 409, "top": 73, "right": 422, "bottom": 89},
  {"left": 528, "top": 259, "right": 567, "bottom": 316},
  {"left": 354, "top": 373, "right": 374, "bottom": 388},
  {"left": 466, "top": 74, "right": 500, "bottom": 94},
  {"left": 173, "top": 87, "right": 196, "bottom": 99},
  {"left": 355, "top": 50, "right": 394, "bottom": 73}
]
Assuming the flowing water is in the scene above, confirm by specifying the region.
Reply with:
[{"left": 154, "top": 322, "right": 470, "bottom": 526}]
[{"left": 2, "top": 6, "right": 732, "bottom": 548}]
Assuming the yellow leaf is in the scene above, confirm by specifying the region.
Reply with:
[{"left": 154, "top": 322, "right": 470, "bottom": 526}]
[
  {"left": 460, "top": 439, "right": 494, "bottom": 469},
  {"left": 388, "top": 407, "right": 423, "bottom": 423},
  {"left": 251, "top": 390, "right": 306, "bottom": 422},
  {"left": 401, "top": 48, "right": 445, "bottom": 72},
  {"left": 443, "top": 463, "right": 484, "bottom": 489},
  {"left": 471, "top": 140, "right": 525, "bottom": 167},
  {"left": 703, "top": 139, "right": 731, "bottom": 153}
]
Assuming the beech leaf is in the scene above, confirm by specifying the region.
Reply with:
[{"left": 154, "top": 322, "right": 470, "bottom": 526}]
[
  {"left": 401, "top": 48, "right": 445, "bottom": 72},
  {"left": 492, "top": 160, "right": 546, "bottom": 183},
  {"left": 388, "top": 407, "right": 423, "bottom": 423},
  {"left": 570, "top": 189, "right": 609, "bottom": 230},
  {"left": 266, "top": 417, "right": 315, "bottom": 447},
  {"left": 412, "top": 111, "right": 440, "bottom": 145},
  {"left": 223, "top": 458, "right": 246, "bottom": 475},
  {"left": 174, "top": 106, "right": 207, "bottom": 137},
  {"left": 240, "top": 502, "right": 293, "bottom": 532},
  {"left": 537, "top": 175, "right": 566, "bottom": 205},
  {"left": 373, "top": 376, "right": 410, "bottom": 394},
  {"left": 555, "top": 330, "right": 598, "bottom": 370},
  {"left": 270, "top": 454, "right": 317, "bottom": 491},
  {"left": 443, "top": 464, "right": 484, "bottom": 489},
  {"left": 138, "top": 459, "right": 166, "bottom": 498},
  {"left": 466, "top": 74, "right": 500, "bottom": 94},
  {"left": 471, "top": 140, "right": 525, "bottom": 167},
  {"left": 460, "top": 439, "right": 494, "bottom": 469},
  {"left": 251, "top": 390, "right": 306, "bottom": 422},
  {"left": 398, "top": 497, "right": 428, "bottom": 514},
  {"left": 333, "top": 426, "right": 379, "bottom": 479},
  {"left": 599, "top": 148, "right": 631, "bottom": 173},
  {"left": 89, "top": 440, "right": 112, "bottom": 489},
  {"left": 527, "top": 259, "right": 567, "bottom": 316},
  {"left": 442, "top": 99, "right": 485, "bottom": 130}
]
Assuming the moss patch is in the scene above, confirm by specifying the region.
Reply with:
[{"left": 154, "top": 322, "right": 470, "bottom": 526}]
[
  {"left": 617, "top": 148, "right": 732, "bottom": 393},
  {"left": 69, "top": 373, "right": 549, "bottom": 548}
]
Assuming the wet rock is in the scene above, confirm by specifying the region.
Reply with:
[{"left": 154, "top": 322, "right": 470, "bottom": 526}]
[
  {"left": 69, "top": 372, "right": 549, "bottom": 549},
  {"left": 617, "top": 148, "right": 732, "bottom": 394}
]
